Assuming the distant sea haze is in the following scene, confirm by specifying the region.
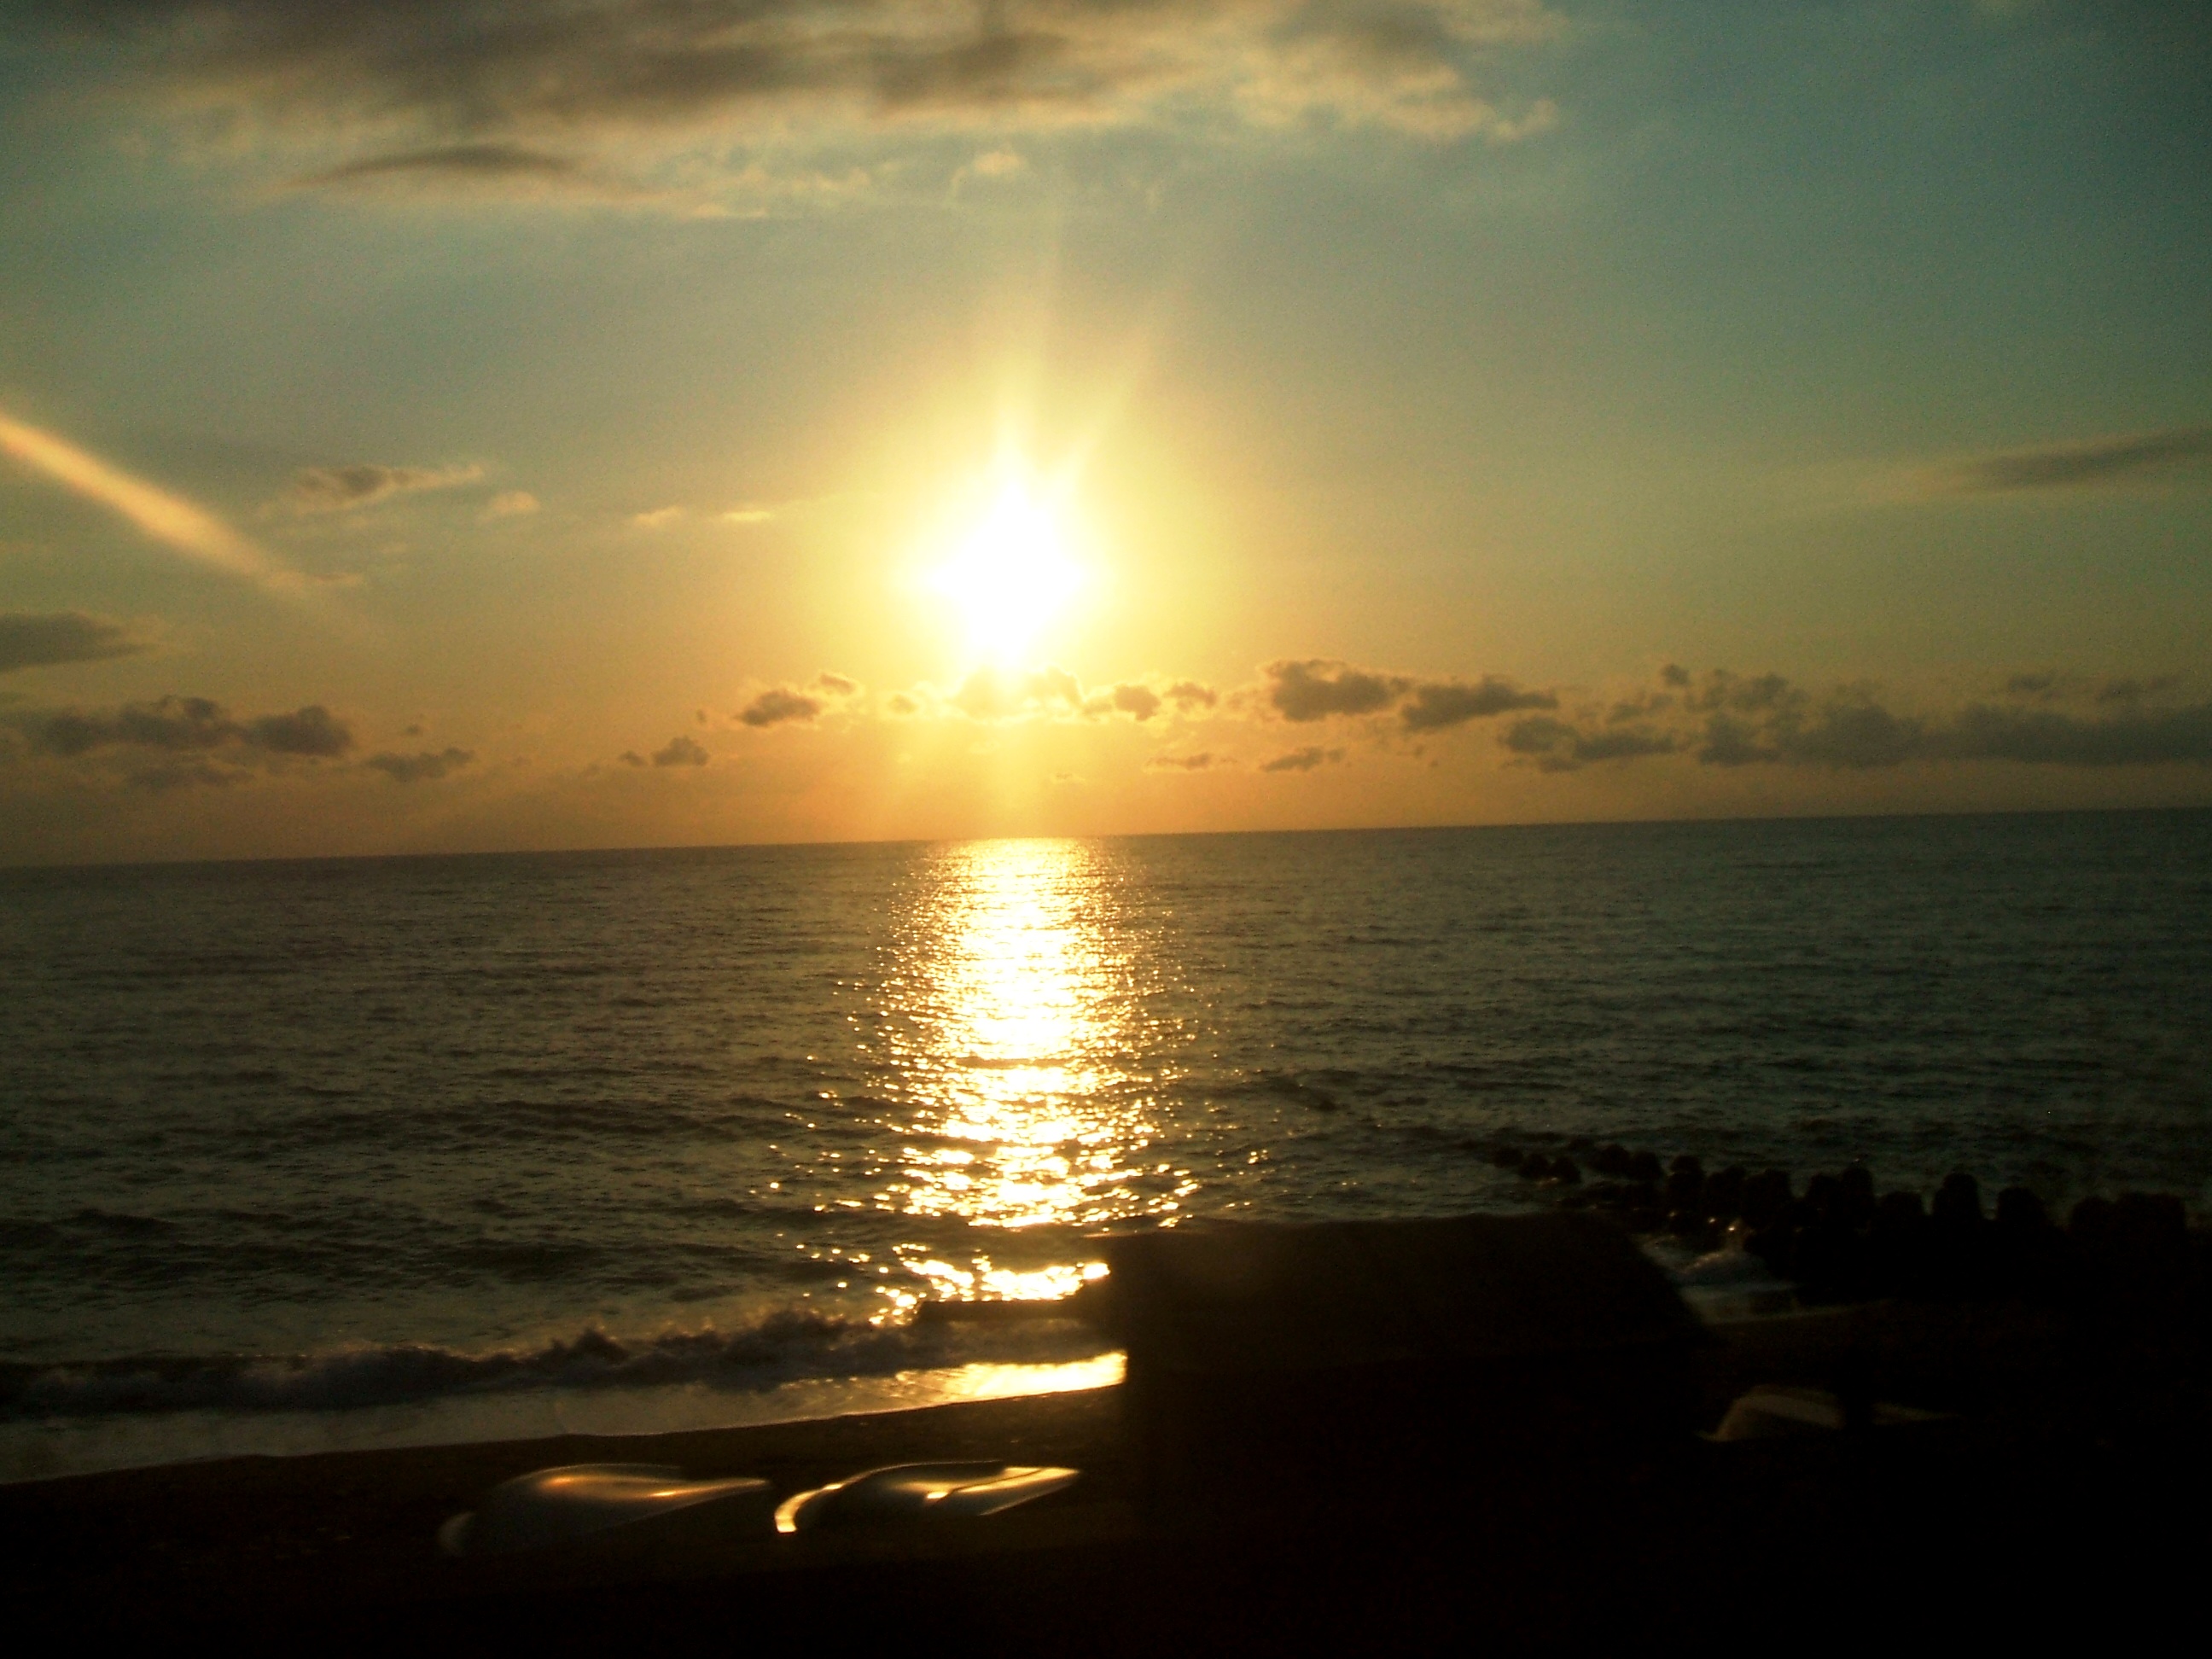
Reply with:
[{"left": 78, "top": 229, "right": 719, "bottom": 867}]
[{"left": 2, "top": 812, "right": 2207, "bottom": 1476}]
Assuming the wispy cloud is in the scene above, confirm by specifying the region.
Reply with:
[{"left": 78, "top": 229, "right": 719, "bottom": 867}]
[
  {"left": 1260, "top": 744, "right": 1344, "bottom": 773},
  {"left": 1914, "top": 425, "right": 2212, "bottom": 496},
  {"left": 480, "top": 490, "right": 540, "bottom": 521},
  {"left": 365, "top": 746, "right": 474, "bottom": 783},
  {"left": 0, "top": 409, "right": 300, "bottom": 591},
  {"left": 31, "top": 0, "right": 1566, "bottom": 203},
  {"left": 0, "top": 611, "right": 156, "bottom": 674},
  {"left": 282, "top": 462, "right": 485, "bottom": 515}
]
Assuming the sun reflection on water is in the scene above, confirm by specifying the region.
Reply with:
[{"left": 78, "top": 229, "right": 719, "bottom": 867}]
[{"left": 870, "top": 838, "right": 1189, "bottom": 1301}]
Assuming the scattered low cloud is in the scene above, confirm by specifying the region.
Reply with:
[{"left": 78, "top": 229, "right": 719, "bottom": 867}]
[
  {"left": 1260, "top": 744, "right": 1344, "bottom": 773},
  {"left": 1501, "top": 716, "right": 1679, "bottom": 772},
  {"left": 1504, "top": 666, "right": 2212, "bottom": 772},
  {"left": 1110, "top": 683, "right": 1161, "bottom": 721},
  {"left": 1400, "top": 676, "right": 1557, "bottom": 731},
  {"left": 1147, "top": 751, "right": 1227, "bottom": 771},
  {"left": 247, "top": 705, "right": 353, "bottom": 756},
  {"left": 738, "top": 672, "right": 860, "bottom": 727},
  {"left": 0, "top": 408, "right": 298, "bottom": 591},
  {"left": 282, "top": 462, "right": 484, "bottom": 515},
  {"left": 946, "top": 665, "right": 1086, "bottom": 721},
  {"left": 365, "top": 746, "right": 474, "bottom": 783},
  {"left": 632, "top": 506, "right": 684, "bottom": 529},
  {"left": 1165, "top": 680, "right": 1219, "bottom": 712},
  {"left": 1263, "top": 657, "right": 1554, "bottom": 731},
  {"left": 1912, "top": 425, "right": 2212, "bottom": 496},
  {"left": 741, "top": 688, "right": 821, "bottom": 728},
  {"left": 1266, "top": 659, "right": 1412, "bottom": 721},
  {"left": 5, "top": 695, "right": 354, "bottom": 789},
  {"left": 651, "top": 734, "right": 710, "bottom": 766},
  {"left": 0, "top": 611, "right": 155, "bottom": 674}
]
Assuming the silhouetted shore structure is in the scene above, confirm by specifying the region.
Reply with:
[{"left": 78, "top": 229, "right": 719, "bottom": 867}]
[
  {"left": 7, "top": 1196, "right": 2207, "bottom": 1650},
  {"left": 1097, "top": 1213, "right": 1703, "bottom": 1522},
  {"left": 1479, "top": 1134, "right": 2200, "bottom": 1309}
]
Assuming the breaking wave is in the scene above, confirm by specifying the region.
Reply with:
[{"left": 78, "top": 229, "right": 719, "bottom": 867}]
[{"left": 0, "top": 1307, "right": 1113, "bottom": 1421}]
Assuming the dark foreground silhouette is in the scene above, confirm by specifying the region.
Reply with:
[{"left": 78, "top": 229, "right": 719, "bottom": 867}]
[{"left": 5, "top": 1208, "right": 2208, "bottom": 1654}]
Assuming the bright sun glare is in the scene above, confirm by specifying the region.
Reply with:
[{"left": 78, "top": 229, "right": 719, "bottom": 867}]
[{"left": 926, "top": 470, "right": 1085, "bottom": 664}]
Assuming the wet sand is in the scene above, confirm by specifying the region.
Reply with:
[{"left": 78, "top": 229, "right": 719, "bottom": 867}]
[{"left": 4, "top": 1305, "right": 2205, "bottom": 1652}]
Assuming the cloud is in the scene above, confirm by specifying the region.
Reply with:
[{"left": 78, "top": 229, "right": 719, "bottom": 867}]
[
  {"left": 1110, "top": 683, "right": 1161, "bottom": 721},
  {"left": 480, "top": 490, "right": 540, "bottom": 520},
  {"left": 632, "top": 507, "right": 684, "bottom": 528},
  {"left": 1165, "top": 679, "right": 1219, "bottom": 712},
  {"left": 0, "top": 408, "right": 297, "bottom": 591},
  {"left": 740, "top": 687, "right": 822, "bottom": 728},
  {"left": 1935, "top": 702, "right": 2212, "bottom": 767},
  {"left": 651, "top": 734, "right": 710, "bottom": 766},
  {"left": 738, "top": 673, "right": 859, "bottom": 727},
  {"left": 15, "top": 696, "right": 354, "bottom": 772},
  {"left": 1260, "top": 744, "right": 1344, "bottom": 773},
  {"left": 1147, "top": 751, "right": 1227, "bottom": 771},
  {"left": 1507, "top": 665, "right": 2212, "bottom": 774},
  {"left": 247, "top": 705, "right": 353, "bottom": 756},
  {"left": 1917, "top": 426, "right": 2212, "bottom": 495},
  {"left": 1502, "top": 716, "right": 1679, "bottom": 772},
  {"left": 1399, "top": 675, "right": 1556, "bottom": 731},
  {"left": 947, "top": 664, "right": 1085, "bottom": 721},
  {"left": 618, "top": 749, "right": 647, "bottom": 766},
  {"left": 34, "top": 0, "right": 1565, "bottom": 196},
  {"left": 1265, "top": 659, "right": 1412, "bottom": 721},
  {"left": 282, "top": 463, "right": 484, "bottom": 515},
  {"left": 365, "top": 746, "right": 474, "bottom": 782},
  {"left": 1263, "top": 658, "right": 1555, "bottom": 731},
  {"left": 0, "top": 611, "right": 155, "bottom": 674},
  {"left": 296, "top": 143, "right": 583, "bottom": 187}
]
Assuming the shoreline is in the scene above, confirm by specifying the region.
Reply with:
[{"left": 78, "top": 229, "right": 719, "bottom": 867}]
[{"left": 14, "top": 1296, "right": 2197, "bottom": 1647}]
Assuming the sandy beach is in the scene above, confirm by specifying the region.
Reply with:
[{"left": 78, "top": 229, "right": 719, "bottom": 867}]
[{"left": 7, "top": 1301, "right": 2205, "bottom": 1653}]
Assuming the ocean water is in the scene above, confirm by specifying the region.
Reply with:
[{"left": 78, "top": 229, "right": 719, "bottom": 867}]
[{"left": 3, "top": 812, "right": 2208, "bottom": 1480}]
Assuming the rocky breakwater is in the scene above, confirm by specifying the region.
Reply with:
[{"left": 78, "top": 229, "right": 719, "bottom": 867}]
[{"left": 1477, "top": 1136, "right": 2202, "bottom": 1312}]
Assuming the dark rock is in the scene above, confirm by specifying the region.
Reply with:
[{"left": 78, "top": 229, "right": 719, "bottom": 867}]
[
  {"left": 1803, "top": 1173, "right": 1843, "bottom": 1224},
  {"left": 1933, "top": 1172, "right": 1983, "bottom": 1228},
  {"left": 1869, "top": 1190, "right": 1930, "bottom": 1298},
  {"left": 1837, "top": 1164, "right": 1876, "bottom": 1227},
  {"left": 1516, "top": 1155, "right": 1549, "bottom": 1181},
  {"left": 1741, "top": 1169, "right": 1794, "bottom": 1230},
  {"left": 1491, "top": 1145, "right": 1526, "bottom": 1170},
  {"left": 1626, "top": 1150, "right": 1663, "bottom": 1185},
  {"left": 1546, "top": 1157, "right": 1581, "bottom": 1186},
  {"left": 1665, "top": 1155, "right": 1705, "bottom": 1214},
  {"left": 1703, "top": 1167, "right": 1745, "bottom": 1220},
  {"left": 1590, "top": 1144, "right": 1633, "bottom": 1179}
]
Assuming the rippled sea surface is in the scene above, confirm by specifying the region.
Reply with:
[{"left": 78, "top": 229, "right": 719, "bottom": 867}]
[{"left": 3, "top": 812, "right": 2208, "bottom": 1477}]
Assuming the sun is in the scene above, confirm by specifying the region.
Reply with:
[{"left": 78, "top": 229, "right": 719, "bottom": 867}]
[{"left": 925, "top": 469, "right": 1086, "bottom": 664}]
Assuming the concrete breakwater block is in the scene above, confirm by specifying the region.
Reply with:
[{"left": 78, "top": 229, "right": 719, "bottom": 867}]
[{"left": 1095, "top": 1211, "right": 1705, "bottom": 1522}]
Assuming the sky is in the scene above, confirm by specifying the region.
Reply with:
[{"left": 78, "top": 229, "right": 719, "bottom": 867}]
[{"left": 1, "top": 0, "right": 2207, "bottom": 864}]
